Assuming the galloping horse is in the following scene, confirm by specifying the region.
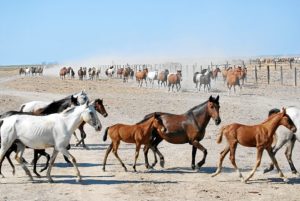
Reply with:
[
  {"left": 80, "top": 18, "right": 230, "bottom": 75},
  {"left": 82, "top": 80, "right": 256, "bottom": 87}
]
[
  {"left": 0, "top": 102, "right": 101, "bottom": 182},
  {"left": 102, "top": 113, "right": 165, "bottom": 172},
  {"left": 144, "top": 95, "right": 221, "bottom": 169},
  {"left": 147, "top": 71, "right": 158, "bottom": 88},
  {"left": 211, "top": 108, "right": 297, "bottom": 183},
  {"left": 264, "top": 107, "right": 300, "bottom": 175},
  {"left": 167, "top": 70, "right": 182, "bottom": 92},
  {"left": 226, "top": 68, "right": 241, "bottom": 94},
  {"left": 211, "top": 67, "right": 221, "bottom": 81},
  {"left": 193, "top": 71, "right": 213, "bottom": 92},
  {"left": 59, "top": 67, "right": 68, "bottom": 79},
  {"left": 157, "top": 69, "right": 169, "bottom": 87},
  {"left": 135, "top": 68, "right": 148, "bottom": 87}
]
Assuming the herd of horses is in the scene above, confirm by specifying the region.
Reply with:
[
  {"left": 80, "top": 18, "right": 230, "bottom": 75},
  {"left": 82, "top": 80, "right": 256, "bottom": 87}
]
[
  {"left": 19, "top": 66, "right": 44, "bottom": 76},
  {"left": 0, "top": 91, "right": 299, "bottom": 184},
  {"left": 57, "top": 65, "right": 247, "bottom": 93}
]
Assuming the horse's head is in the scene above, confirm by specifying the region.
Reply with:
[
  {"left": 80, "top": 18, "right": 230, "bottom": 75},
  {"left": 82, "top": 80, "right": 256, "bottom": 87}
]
[
  {"left": 152, "top": 113, "right": 166, "bottom": 133},
  {"left": 74, "top": 90, "right": 89, "bottom": 105},
  {"left": 82, "top": 102, "right": 102, "bottom": 131},
  {"left": 279, "top": 107, "right": 297, "bottom": 133},
  {"left": 93, "top": 99, "right": 108, "bottom": 117},
  {"left": 207, "top": 95, "right": 221, "bottom": 125}
]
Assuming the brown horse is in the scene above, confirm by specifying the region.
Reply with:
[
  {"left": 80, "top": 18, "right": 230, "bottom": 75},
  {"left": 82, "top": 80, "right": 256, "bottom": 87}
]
[
  {"left": 167, "top": 70, "right": 182, "bottom": 92},
  {"left": 157, "top": 69, "right": 169, "bottom": 87},
  {"left": 135, "top": 68, "right": 148, "bottom": 87},
  {"left": 211, "top": 108, "right": 297, "bottom": 183},
  {"left": 144, "top": 95, "right": 221, "bottom": 169},
  {"left": 73, "top": 99, "right": 108, "bottom": 148},
  {"left": 211, "top": 67, "right": 221, "bottom": 81},
  {"left": 117, "top": 68, "right": 124, "bottom": 79},
  {"left": 102, "top": 113, "right": 165, "bottom": 172},
  {"left": 59, "top": 67, "right": 68, "bottom": 79},
  {"left": 122, "top": 67, "right": 130, "bottom": 82},
  {"left": 78, "top": 67, "right": 83, "bottom": 80},
  {"left": 226, "top": 68, "right": 241, "bottom": 94}
]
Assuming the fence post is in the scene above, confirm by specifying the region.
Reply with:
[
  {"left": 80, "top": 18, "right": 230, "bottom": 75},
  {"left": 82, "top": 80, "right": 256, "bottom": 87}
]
[
  {"left": 274, "top": 61, "right": 277, "bottom": 71},
  {"left": 267, "top": 65, "right": 270, "bottom": 84},
  {"left": 280, "top": 66, "right": 283, "bottom": 85},
  {"left": 290, "top": 60, "right": 292, "bottom": 69},
  {"left": 259, "top": 61, "right": 261, "bottom": 70},
  {"left": 295, "top": 67, "right": 297, "bottom": 86},
  {"left": 255, "top": 65, "right": 258, "bottom": 83}
]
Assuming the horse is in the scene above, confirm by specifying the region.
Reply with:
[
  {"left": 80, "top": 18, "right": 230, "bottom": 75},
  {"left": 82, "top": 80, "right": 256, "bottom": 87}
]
[
  {"left": 59, "top": 67, "right": 68, "bottom": 79},
  {"left": 263, "top": 107, "right": 300, "bottom": 175},
  {"left": 193, "top": 71, "right": 213, "bottom": 92},
  {"left": 78, "top": 67, "right": 84, "bottom": 80},
  {"left": 117, "top": 68, "right": 124, "bottom": 79},
  {"left": 105, "top": 66, "right": 115, "bottom": 77},
  {"left": 88, "top": 67, "right": 96, "bottom": 80},
  {"left": 135, "top": 68, "right": 148, "bottom": 87},
  {"left": 122, "top": 67, "right": 130, "bottom": 83},
  {"left": 167, "top": 70, "right": 182, "bottom": 92},
  {"left": 211, "top": 108, "right": 297, "bottom": 183},
  {"left": 143, "top": 95, "right": 221, "bottom": 169},
  {"left": 147, "top": 71, "right": 158, "bottom": 88},
  {"left": 157, "top": 69, "right": 169, "bottom": 87},
  {"left": 73, "top": 99, "right": 108, "bottom": 148},
  {"left": 102, "top": 113, "right": 165, "bottom": 172},
  {"left": 82, "top": 67, "right": 87, "bottom": 79},
  {"left": 211, "top": 67, "right": 221, "bottom": 81},
  {"left": 0, "top": 102, "right": 101, "bottom": 182},
  {"left": 226, "top": 68, "right": 241, "bottom": 94}
]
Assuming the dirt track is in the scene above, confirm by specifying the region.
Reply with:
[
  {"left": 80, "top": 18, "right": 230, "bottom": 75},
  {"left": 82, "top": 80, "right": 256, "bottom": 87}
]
[{"left": 0, "top": 68, "right": 300, "bottom": 201}]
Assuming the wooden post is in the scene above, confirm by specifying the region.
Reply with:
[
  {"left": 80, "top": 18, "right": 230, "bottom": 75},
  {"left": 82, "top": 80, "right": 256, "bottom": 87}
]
[
  {"left": 295, "top": 67, "right": 297, "bottom": 86},
  {"left": 259, "top": 60, "right": 261, "bottom": 70},
  {"left": 280, "top": 66, "right": 283, "bottom": 85},
  {"left": 290, "top": 60, "right": 292, "bottom": 69},
  {"left": 274, "top": 61, "right": 277, "bottom": 71},
  {"left": 267, "top": 65, "right": 270, "bottom": 84},
  {"left": 255, "top": 65, "right": 258, "bottom": 83}
]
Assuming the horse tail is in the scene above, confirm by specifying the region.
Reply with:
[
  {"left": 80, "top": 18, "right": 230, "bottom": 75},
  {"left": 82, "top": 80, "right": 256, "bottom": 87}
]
[
  {"left": 193, "top": 72, "right": 199, "bottom": 83},
  {"left": 216, "top": 126, "right": 225, "bottom": 144},
  {"left": 103, "top": 127, "right": 110, "bottom": 141},
  {"left": 19, "top": 104, "right": 25, "bottom": 112}
]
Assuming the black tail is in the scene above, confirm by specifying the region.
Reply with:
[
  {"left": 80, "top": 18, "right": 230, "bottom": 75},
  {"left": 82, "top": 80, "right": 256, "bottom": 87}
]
[{"left": 103, "top": 127, "right": 109, "bottom": 141}]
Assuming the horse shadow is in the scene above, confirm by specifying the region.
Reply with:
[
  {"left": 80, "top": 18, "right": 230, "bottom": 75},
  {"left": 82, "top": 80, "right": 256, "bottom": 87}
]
[
  {"left": 54, "top": 162, "right": 100, "bottom": 168},
  {"left": 145, "top": 166, "right": 218, "bottom": 174},
  {"left": 70, "top": 143, "right": 108, "bottom": 151}
]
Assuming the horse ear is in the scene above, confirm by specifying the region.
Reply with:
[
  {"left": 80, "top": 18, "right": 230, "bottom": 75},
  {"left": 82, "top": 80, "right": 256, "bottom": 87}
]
[
  {"left": 209, "top": 95, "right": 213, "bottom": 102},
  {"left": 71, "top": 95, "right": 78, "bottom": 105},
  {"left": 216, "top": 95, "right": 219, "bottom": 102},
  {"left": 281, "top": 107, "right": 286, "bottom": 114}
]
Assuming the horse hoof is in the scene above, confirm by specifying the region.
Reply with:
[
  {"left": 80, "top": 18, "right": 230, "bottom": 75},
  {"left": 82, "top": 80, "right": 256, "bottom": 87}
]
[
  {"left": 76, "top": 177, "right": 82, "bottom": 183},
  {"left": 160, "top": 160, "right": 165, "bottom": 168},
  {"left": 191, "top": 165, "right": 196, "bottom": 170},
  {"left": 102, "top": 168, "right": 106, "bottom": 172}
]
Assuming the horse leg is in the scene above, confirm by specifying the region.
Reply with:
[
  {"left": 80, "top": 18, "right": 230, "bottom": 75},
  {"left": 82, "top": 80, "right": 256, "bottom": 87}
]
[
  {"left": 229, "top": 142, "right": 244, "bottom": 181},
  {"left": 149, "top": 136, "right": 164, "bottom": 168},
  {"left": 191, "top": 146, "right": 197, "bottom": 170},
  {"left": 38, "top": 150, "right": 50, "bottom": 173},
  {"left": 33, "top": 150, "right": 41, "bottom": 178},
  {"left": 73, "top": 132, "right": 80, "bottom": 145},
  {"left": 244, "top": 147, "right": 264, "bottom": 183},
  {"left": 284, "top": 136, "right": 298, "bottom": 175},
  {"left": 112, "top": 142, "right": 127, "bottom": 171},
  {"left": 211, "top": 145, "right": 230, "bottom": 177},
  {"left": 46, "top": 149, "right": 59, "bottom": 183},
  {"left": 266, "top": 147, "right": 287, "bottom": 182},
  {"left": 133, "top": 143, "right": 141, "bottom": 172},
  {"left": 143, "top": 145, "right": 151, "bottom": 169},
  {"left": 102, "top": 143, "right": 113, "bottom": 172},
  {"left": 6, "top": 149, "right": 16, "bottom": 175},
  {"left": 15, "top": 143, "right": 33, "bottom": 181},
  {"left": 191, "top": 140, "right": 207, "bottom": 169},
  {"left": 59, "top": 148, "right": 82, "bottom": 182}
]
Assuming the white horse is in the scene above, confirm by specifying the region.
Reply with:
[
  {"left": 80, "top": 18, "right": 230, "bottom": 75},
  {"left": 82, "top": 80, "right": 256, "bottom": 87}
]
[
  {"left": 147, "top": 71, "right": 158, "bottom": 88},
  {"left": 264, "top": 106, "right": 300, "bottom": 175},
  {"left": 0, "top": 102, "right": 101, "bottom": 182},
  {"left": 20, "top": 90, "right": 89, "bottom": 113}
]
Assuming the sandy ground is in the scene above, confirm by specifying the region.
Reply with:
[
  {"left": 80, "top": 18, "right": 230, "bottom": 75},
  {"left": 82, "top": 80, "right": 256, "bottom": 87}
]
[{"left": 1, "top": 68, "right": 300, "bottom": 201}]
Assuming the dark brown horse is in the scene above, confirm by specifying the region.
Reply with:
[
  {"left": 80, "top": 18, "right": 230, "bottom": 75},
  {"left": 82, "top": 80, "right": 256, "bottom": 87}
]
[
  {"left": 73, "top": 99, "right": 108, "bottom": 147},
  {"left": 78, "top": 67, "right": 84, "bottom": 80},
  {"left": 102, "top": 113, "right": 165, "bottom": 172},
  {"left": 59, "top": 67, "right": 68, "bottom": 79},
  {"left": 157, "top": 69, "right": 169, "bottom": 87},
  {"left": 135, "top": 68, "right": 148, "bottom": 87},
  {"left": 144, "top": 95, "right": 221, "bottom": 169},
  {"left": 122, "top": 67, "right": 130, "bottom": 83},
  {"left": 167, "top": 70, "right": 182, "bottom": 92},
  {"left": 211, "top": 67, "right": 221, "bottom": 81},
  {"left": 211, "top": 108, "right": 297, "bottom": 183}
]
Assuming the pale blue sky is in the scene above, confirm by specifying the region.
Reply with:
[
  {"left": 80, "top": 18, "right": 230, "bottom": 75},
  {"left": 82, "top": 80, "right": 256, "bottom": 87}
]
[{"left": 0, "top": 0, "right": 299, "bottom": 65}]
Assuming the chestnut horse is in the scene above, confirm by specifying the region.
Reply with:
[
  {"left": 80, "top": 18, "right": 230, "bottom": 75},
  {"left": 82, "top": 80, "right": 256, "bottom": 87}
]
[
  {"left": 167, "top": 70, "right": 182, "bottom": 92},
  {"left": 144, "top": 95, "right": 221, "bottom": 169},
  {"left": 135, "top": 68, "right": 148, "bottom": 87},
  {"left": 157, "top": 69, "right": 169, "bottom": 87},
  {"left": 211, "top": 67, "right": 221, "bottom": 81},
  {"left": 226, "top": 68, "right": 241, "bottom": 94},
  {"left": 211, "top": 108, "right": 297, "bottom": 183},
  {"left": 59, "top": 67, "right": 68, "bottom": 79},
  {"left": 102, "top": 113, "right": 165, "bottom": 172}
]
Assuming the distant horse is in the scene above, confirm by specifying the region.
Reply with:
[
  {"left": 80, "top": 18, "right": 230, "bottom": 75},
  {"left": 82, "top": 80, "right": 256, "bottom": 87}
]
[
  {"left": 105, "top": 66, "right": 115, "bottom": 77},
  {"left": 211, "top": 67, "right": 221, "bottom": 81},
  {"left": 78, "top": 67, "right": 84, "bottom": 80},
  {"left": 264, "top": 107, "right": 300, "bottom": 175},
  {"left": 122, "top": 67, "right": 130, "bottom": 83},
  {"left": 59, "top": 67, "right": 68, "bottom": 79},
  {"left": 157, "top": 69, "right": 169, "bottom": 87},
  {"left": 221, "top": 67, "right": 231, "bottom": 84},
  {"left": 193, "top": 71, "right": 213, "bottom": 92},
  {"left": 117, "top": 68, "right": 124, "bottom": 79},
  {"left": 19, "top": 68, "right": 25, "bottom": 75},
  {"left": 147, "top": 71, "right": 158, "bottom": 88},
  {"left": 211, "top": 108, "right": 296, "bottom": 183},
  {"left": 226, "top": 68, "right": 241, "bottom": 94},
  {"left": 135, "top": 68, "right": 148, "bottom": 87},
  {"left": 88, "top": 67, "right": 96, "bottom": 80},
  {"left": 82, "top": 67, "right": 87, "bottom": 79},
  {"left": 102, "top": 113, "right": 165, "bottom": 172},
  {"left": 143, "top": 96, "right": 221, "bottom": 169},
  {"left": 0, "top": 102, "right": 101, "bottom": 182},
  {"left": 239, "top": 67, "right": 247, "bottom": 85},
  {"left": 167, "top": 70, "right": 182, "bottom": 92}
]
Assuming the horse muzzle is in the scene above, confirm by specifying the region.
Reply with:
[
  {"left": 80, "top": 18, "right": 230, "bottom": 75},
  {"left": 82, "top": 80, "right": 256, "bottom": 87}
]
[
  {"left": 95, "top": 125, "right": 102, "bottom": 131},
  {"left": 103, "top": 113, "right": 108, "bottom": 118},
  {"left": 215, "top": 117, "right": 221, "bottom": 125}
]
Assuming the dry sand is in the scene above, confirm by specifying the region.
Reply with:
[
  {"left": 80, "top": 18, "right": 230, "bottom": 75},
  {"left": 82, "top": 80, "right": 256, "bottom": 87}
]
[{"left": 0, "top": 68, "right": 300, "bottom": 201}]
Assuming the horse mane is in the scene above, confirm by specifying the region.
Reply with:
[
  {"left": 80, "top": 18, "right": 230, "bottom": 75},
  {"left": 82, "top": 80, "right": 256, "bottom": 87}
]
[
  {"left": 186, "top": 100, "right": 209, "bottom": 114},
  {"left": 0, "top": 110, "right": 35, "bottom": 118},
  {"left": 61, "top": 106, "right": 76, "bottom": 115},
  {"left": 41, "top": 95, "right": 76, "bottom": 115},
  {"left": 268, "top": 108, "right": 280, "bottom": 117},
  {"left": 262, "top": 111, "right": 283, "bottom": 124}
]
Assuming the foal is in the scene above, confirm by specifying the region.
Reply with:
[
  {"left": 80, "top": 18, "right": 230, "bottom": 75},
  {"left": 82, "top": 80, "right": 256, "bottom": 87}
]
[
  {"left": 211, "top": 108, "right": 296, "bottom": 183},
  {"left": 102, "top": 113, "right": 165, "bottom": 172}
]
